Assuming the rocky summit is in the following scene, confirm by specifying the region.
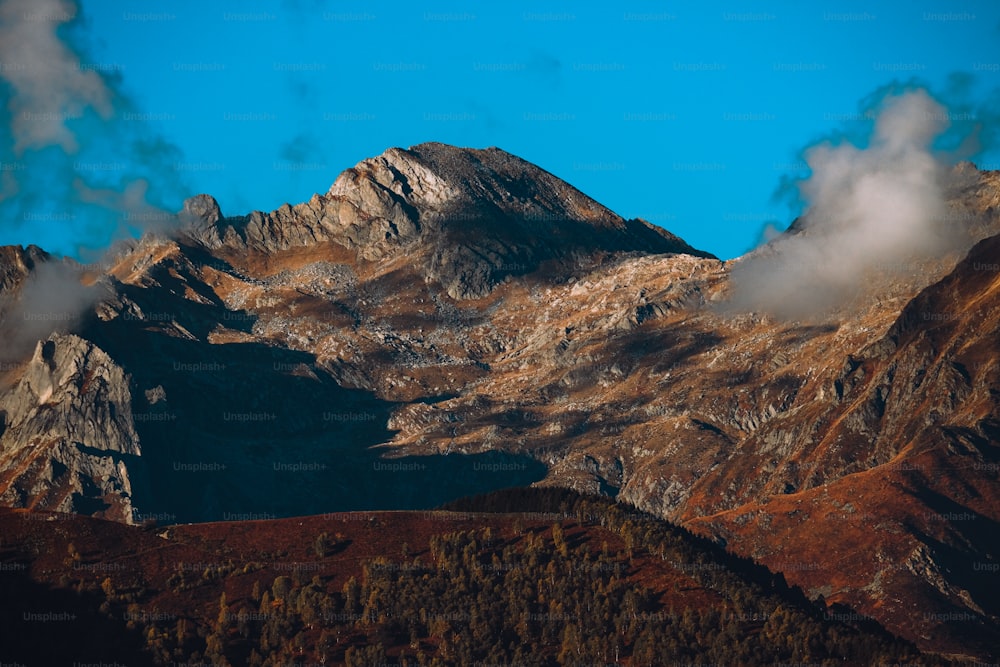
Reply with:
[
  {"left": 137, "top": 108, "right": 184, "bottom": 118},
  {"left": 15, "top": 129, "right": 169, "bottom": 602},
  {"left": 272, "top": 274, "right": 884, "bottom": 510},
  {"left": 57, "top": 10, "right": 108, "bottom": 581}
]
[
  {"left": 1, "top": 142, "right": 999, "bottom": 659},
  {"left": 181, "top": 143, "right": 710, "bottom": 300}
]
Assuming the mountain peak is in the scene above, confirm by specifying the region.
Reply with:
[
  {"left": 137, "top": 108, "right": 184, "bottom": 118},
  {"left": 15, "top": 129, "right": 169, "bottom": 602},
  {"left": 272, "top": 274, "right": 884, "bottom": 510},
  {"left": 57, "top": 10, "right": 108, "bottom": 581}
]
[
  {"left": 180, "top": 143, "right": 712, "bottom": 298},
  {"left": 334, "top": 142, "right": 625, "bottom": 228},
  {"left": 328, "top": 143, "right": 464, "bottom": 209}
]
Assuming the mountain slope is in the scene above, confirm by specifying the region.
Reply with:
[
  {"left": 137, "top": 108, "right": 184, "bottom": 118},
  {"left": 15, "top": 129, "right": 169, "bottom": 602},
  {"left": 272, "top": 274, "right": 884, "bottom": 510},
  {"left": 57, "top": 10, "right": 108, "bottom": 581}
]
[
  {"left": 686, "top": 232, "right": 1000, "bottom": 658},
  {"left": 0, "top": 144, "right": 998, "bottom": 658},
  {"left": 0, "top": 489, "right": 940, "bottom": 666}
]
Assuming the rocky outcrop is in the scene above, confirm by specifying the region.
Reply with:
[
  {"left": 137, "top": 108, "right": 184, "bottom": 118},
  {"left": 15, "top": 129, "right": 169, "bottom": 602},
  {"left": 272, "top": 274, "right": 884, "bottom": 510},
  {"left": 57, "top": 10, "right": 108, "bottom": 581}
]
[
  {"left": 0, "top": 334, "right": 139, "bottom": 522},
  {"left": 178, "top": 193, "right": 224, "bottom": 249},
  {"left": 0, "top": 244, "right": 48, "bottom": 294}
]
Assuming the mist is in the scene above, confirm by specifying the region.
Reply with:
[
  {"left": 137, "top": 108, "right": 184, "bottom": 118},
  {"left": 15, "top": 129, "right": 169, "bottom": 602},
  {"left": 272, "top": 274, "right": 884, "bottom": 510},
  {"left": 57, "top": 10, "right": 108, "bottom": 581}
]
[
  {"left": 0, "top": 0, "right": 111, "bottom": 152},
  {"left": 0, "top": 260, "right": 99, "bottom": 364},
  {"left": 0, "top": 0, "right": 187, "bottom": 254},
  {"left": 724, "top": 88, "right": 982, "bottom": 320},
  {"left": 0, "top": 0, "right": 187, "bottom": 363}
]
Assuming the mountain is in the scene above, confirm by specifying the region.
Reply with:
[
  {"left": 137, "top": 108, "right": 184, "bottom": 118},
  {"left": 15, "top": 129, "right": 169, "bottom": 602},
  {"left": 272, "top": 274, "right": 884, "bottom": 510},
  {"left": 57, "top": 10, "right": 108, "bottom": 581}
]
[
  {"left": 181, "top": 142, "right": 711, "bottom": 299},
  {"left": 0, "top": 142, "right": 998, "bottom": 659}
]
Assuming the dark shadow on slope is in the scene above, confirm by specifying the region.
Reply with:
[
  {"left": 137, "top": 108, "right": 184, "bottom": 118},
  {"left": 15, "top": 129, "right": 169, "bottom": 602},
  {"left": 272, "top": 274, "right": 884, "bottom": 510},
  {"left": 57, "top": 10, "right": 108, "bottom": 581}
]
[
  {"left": 903, "top": 488, "right": 1000, "bottom": 608},
  {"left": 0, "top": 564, "right": 155, "bottom": 665},
  {"left": 891, "top": 484, "right": 1000, "bottom": 659},
  {"left": 81, "top": 314, "right": 544, "bottom": 525}
]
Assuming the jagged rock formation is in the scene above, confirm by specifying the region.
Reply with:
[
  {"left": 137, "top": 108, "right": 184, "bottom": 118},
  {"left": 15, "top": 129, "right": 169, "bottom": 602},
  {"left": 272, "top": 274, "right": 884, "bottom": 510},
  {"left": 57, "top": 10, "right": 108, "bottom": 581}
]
[
  {"left": 0, "top": 244, "right": 48, "bottom": 294},
  {"left": 0, "top": 143, "right": 998, "bottom": 658},
  {"left": 0, "top": 334, "right": 139, "bottom": 522},
  {"left": 182, "top": 143, "right": 711, "bottom": 299}
]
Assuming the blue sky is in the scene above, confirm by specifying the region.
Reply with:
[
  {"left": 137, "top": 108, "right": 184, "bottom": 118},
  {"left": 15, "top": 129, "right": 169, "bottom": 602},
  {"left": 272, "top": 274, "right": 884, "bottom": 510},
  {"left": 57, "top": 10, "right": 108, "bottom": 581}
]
[{"left": 1, "top": 0, "right": 999, "bottom": 259}]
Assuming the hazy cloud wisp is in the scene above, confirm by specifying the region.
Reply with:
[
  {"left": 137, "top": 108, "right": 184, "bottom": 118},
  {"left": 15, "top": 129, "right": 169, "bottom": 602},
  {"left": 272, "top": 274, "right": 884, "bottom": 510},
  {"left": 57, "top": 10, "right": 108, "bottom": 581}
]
[
  {"left": 0, "top": 0, "right": 187, "bottom": 362},
  {"left": 726, "top": 89, "right": 972, "bottom": 319}
]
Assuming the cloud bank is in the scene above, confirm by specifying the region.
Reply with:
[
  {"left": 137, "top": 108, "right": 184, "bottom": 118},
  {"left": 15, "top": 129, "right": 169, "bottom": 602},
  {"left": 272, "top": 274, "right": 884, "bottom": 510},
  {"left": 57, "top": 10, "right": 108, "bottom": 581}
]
[{"left": 725, "top": 88, "right": 982, "bottom": 319}]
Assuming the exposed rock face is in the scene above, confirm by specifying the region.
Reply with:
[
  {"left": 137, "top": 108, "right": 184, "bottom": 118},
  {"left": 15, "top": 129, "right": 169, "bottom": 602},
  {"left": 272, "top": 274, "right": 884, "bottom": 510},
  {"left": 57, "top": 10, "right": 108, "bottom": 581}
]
[
  {"left": 0, "top": 144, "right": 998, "bottom": 657},
  {"left": 0, "top": 334, "right": 139, "bottom": 522},
  {"left": 178, "top": 194, "right": 223, "bottom": 248},
  {"left": 0, "top": 245, "right": 48, "bottom": 294},
  {"left": 182, "top": 142, "right": 712, "bottom": 299}
]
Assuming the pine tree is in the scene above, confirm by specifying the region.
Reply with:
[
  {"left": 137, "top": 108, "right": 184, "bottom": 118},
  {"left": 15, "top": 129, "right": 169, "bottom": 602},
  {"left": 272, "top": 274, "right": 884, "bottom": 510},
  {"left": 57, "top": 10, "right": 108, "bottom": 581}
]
[
  {"left": 551, "top": 522, "right": 569, "bottom": 558},
  {"left": 315, "top": 531, "right": 332, "bottom": 557},
  {"left": 216, "top": 591, "right": 229, "bottom": 631},
  {"left": 558, "top": 623, "right": 583, "bottom": 664},
  {"left": 343, "top": 575, "right": 361, "bottom": 616}
]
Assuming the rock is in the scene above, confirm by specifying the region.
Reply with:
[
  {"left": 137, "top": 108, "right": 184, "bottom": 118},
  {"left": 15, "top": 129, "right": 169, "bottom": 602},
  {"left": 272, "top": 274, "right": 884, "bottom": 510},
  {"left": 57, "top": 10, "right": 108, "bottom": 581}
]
[
  {"left": 0, "top": 334, "right": 139, "bottom": 522},
  {"left": 0, "top": 244, "right": 49, "bottom": 294},
  {"left": 145, "top": 385, "right": 167, "bottom": 405},
  {"left": 179, "top": 194, "right": 224, "bottom": 248}
]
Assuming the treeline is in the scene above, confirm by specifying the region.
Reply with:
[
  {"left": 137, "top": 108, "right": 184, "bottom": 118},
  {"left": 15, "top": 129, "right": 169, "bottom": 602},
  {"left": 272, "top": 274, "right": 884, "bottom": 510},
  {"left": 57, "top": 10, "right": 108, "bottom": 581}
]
[
  {"left": 441, "top": 486, "right": 835, "bottom": 609},
  {"left": 36, "top": 487, "right": 945, "bottom": 665}
]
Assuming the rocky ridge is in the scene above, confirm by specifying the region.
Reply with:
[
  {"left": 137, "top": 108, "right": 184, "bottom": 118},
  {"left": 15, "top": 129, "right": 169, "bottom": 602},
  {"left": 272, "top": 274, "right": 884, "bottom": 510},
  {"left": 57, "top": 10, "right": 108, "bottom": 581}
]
[{"left": 182, "top": 143, "right": 711, "bottom": 300}]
